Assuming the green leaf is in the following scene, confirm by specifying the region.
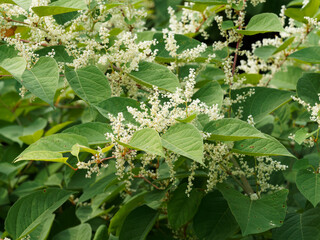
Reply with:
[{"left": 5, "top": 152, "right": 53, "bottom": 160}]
[
  {"left": 93, "top": 225, "right": 109, "bottom": 240},
  {"left": 218, "top": 183, "right": 288, "bottom": 236},
  {"left": 29, "top": 214, "right": 55, "bottom": 240},
  {"left": 232, "top": 134, "right": 295, "bottom": 158},
  {"left": 302, "top": 0, "right": 320, "bottom": 18},
  {"left": 76, "top": 205, "right": 113, "bottom": 223},
  {"left": 21, "top": 57, "right": 59, "bottom": 106},
  {"left": 14, "top": 151, "right": 68, "bottom": 163},
  {"left": 128, "top": 61, "right": 180, "bottom": 92},
  {"left": 235, "top": 73, "right": 262, "bottom": 85},
  {"left": 0, "top": 118, "right": 47, "bottom": 145},
  {"left": 193, "top": 191, "right": 238, "bottom": 240},
  {"left": 63, "top": 122, "right": 112, "bottom": 145},
  {"left": 96, "top": 97, "right": 141, "bottom": 124},
  {"left": 231, "top": 87, "right": 292, "bottom": 123},
  {"left": 270, "top": 66, "right": 303, "bottom": 90},
  {"left": 109, "top": 192, "right": 147, "bottom": 235},
  {"left": 0, "top": 0, "right": 32, "bottom": 10},
  {"left": 79, "top": 174, "right": 118, "bottom": 202},
  {"left": 289, "top": 47, "right": 320, "bottom": 63},
  {"left": 161, "top": 123, "right": 204, "bottom": 164},
  {"left": 285, "top": 0, "right": 320, "bottom": 23},
  {"left": 297, "top": 73, "right": 320, "bottom": 105},
  {"left": 296, "top": 169, "right": 320, "bottom": 207},
  {"left": 0, "top": 45, "right": 26, "bottom": 77},
  {"left": 35, "top": 46, "right": 74, "bottom": 63},
  {"left": 203, "top": 118, "right": 266, "bottom": 141},
  {"left": 221, "top": 20, "right": 235, "bottom": 30},
  {"left": 45, "top": 121, "right": 74, "bottom": 136},
  {"left": 254, "top": 45, "right": 277, "bottom": 61},
  {"left": 19, "top": 129, "right": 44, "bottom": 145},
  {"left": 15, "top": 133, "right": 88, "bottom": 162},
  {"left": 294, "top": 128, "right": 319, "bottom": 145},
  {"left": 32, "top": 0, "right": 87, "bottom": 17},
  {"left": 119, "top": 205, "right": 159, "bottom": 240},
  {"left": 128, "top": 128, "right": 165, "bottom": 157},
  {"left": 195, "top": 65, "right": 225, "bottom": 87},
  {"left": 273, "top": 208, "right": 320, "bottom": 240},
  {"left": 65, "top": 65, "right": 111, "bottom": 106},
  {"left": 5, "top": 189, "right": 73, "bottom": 239},
  {"left": 168, "top": 183, "right": 203, "bottom": 229},
  {"left": 192, "top": 81, "right": 223, "bottom": 107},
  {"left": 0, "top": 92, "right": 25, "bottom": 122},
  {"left": 176, "top": 113, "right": 197, "bottom": 123},
  {"left": 52, "top": 223, "right": 92, "bottom": 240},
  {"left": 273, "top": 37, "right": 295, "bottom": 55},
  {"left": 0, "top": 187, "right": 9, "bottom": 206},
  {"left": 237, "top": 13, "right": 284, "bottom": 35},
  {"left": 91, "top": 184, "right": 125, "bottom": 210}
]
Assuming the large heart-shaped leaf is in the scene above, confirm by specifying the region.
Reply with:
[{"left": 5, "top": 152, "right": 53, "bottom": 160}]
[
  {"left": 119, "top": 205, "right": 159, "bottom": 240},
  {"left": 65, "top": 65, "right": 111, "bottom": 106},
  {"left": 128, "top": 61, "right": 180, "bottom": 92},
  {"left": 296, "top": 169, "right": 320, "bottom": 207},
  {"left": 193, "top": 191, "right": 238, "bottom": 240},
  {"left": 109, "top": 192, "right": 147, "bottom": 235},
  {"left": 95, "top": 97, "right": 141, "bottom": 124},
  {"left": 167, "top": 183, "right": 203, "bottom": 229},
  {"left": 273, "top": 208, "right": 320, "bottom": 240},
  {"left": 161, "top": 123, "right": 204, "bottom": 164},
  {"left": 128, "top": 128, "right": 165, "bottom": 157},
  {"left": 297, "top": 73, "right": 320, "bottom": 106},
  {"left": 192, "top": 81, "right": 223, "bottom": 107},
  {"left": 237, "top": 13, "right": 284, "bottom": 35},
  {"left": 231, "top": 87, "right": 292, "bottom": 123},
  {"left": 5, "top": 189, "right": 73, "bottom": 239},
  {"left": 21, "top": 57, "right": 59, "bottom": 106},
  {"left": 218, "top": 183, "right": 288, "bottom": 236}
]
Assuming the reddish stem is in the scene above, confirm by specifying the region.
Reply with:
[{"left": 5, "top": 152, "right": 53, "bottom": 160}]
[{"left": 134, "top": 175, "right": 161, "bottom": 190}]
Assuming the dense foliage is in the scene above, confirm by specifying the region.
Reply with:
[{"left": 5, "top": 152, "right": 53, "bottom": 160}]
[{"left": 0, "top": 0, "right": 320, "bottom": 239}]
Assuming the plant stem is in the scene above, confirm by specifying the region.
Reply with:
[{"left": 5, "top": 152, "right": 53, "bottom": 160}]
[
  {"left": 230, "top": 157, "right": 254, "bottom": 195},
  {"left": 134, "top": 175, "right": 161, "bottom": 190}
]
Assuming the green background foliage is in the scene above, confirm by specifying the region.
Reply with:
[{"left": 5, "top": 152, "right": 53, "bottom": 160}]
[{"left": 0, "top": 0, "right": 320, "bottom": 240}]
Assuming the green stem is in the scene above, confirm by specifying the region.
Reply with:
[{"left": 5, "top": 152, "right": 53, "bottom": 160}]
[{"left": 230, "top": 157, "right": 254, "bottom": 195}]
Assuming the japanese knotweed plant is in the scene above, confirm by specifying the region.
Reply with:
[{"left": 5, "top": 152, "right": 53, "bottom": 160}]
[{"left": 1, "top": 0, "right": 320, "bottom": 239}]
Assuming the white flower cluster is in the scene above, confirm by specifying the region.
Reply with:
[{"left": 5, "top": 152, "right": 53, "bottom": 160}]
[
  {"left": 255, "top": 157, "right": 288, "bottom": 193},
  {"left": 238, "top": 37, "right": 284, "bottom": 76},
  {"left": 167, "top": 4, "right": 209, "bottom": 37},
  {"left": 292, "top": 95, "right": 320, "bottom": 127},
  {"left": 1, "top": 1, "right": 157, "bottom": 98},
  {"left": 305, "top": 17, "right": 320, "bottom": 29},
  {"left": 76, "top": 147, "right": 109, "bottom": 178},
  {"left": 127, "top": 73, "right": 222, "bottom": 133},
  {"left": 247, "top": 115, "right": 255, "bottom": 126},
  {"left": 104, "top": 70, "right": 223, "bottom": 189},
  {"left": 204, "top": 142, "right": 233, "bottom": 192}
]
